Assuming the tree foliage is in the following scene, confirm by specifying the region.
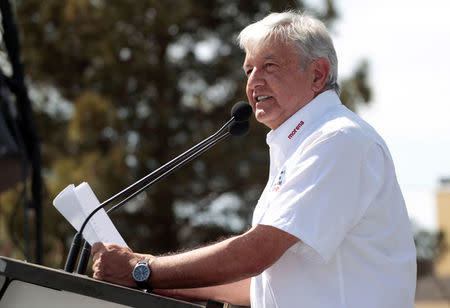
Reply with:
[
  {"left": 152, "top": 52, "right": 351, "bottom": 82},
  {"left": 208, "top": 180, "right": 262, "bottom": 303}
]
[{"left": 0, "top": 0, "right": 371, "bottom": 266}]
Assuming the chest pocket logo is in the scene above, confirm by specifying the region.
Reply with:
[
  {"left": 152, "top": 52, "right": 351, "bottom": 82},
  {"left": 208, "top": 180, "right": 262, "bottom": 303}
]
[{"left": 271, "top": 168, "right": 286, "bottom": 192}]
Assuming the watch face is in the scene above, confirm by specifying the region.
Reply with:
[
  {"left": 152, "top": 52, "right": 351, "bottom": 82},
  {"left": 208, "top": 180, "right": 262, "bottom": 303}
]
[{"left": 133, "top": 264, "right": 150, "bottom": 282}]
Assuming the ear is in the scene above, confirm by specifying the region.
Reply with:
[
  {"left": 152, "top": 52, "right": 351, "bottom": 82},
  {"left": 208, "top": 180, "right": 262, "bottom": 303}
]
[{"left": 310, "top": 58, "right": 331, "bottom": 93}]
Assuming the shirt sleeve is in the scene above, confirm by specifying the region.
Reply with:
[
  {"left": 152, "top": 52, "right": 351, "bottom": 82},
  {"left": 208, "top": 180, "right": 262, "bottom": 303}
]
[{"left": 258, "top": 129, "right": 385, "bottom": 264}]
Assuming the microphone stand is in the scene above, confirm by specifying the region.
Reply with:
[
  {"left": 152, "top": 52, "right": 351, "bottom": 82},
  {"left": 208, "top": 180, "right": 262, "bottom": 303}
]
[
  {"left": 74, "top": 129, "right": 233, "bottom": 274},
  {"left": 65, "top": 112, "right": 250, "bottom": 273}
]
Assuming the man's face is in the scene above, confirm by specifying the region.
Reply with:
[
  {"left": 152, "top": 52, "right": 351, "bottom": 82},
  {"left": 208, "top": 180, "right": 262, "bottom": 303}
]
[{"left": 243, "top": 40, "right": 316, "bottom": 130}]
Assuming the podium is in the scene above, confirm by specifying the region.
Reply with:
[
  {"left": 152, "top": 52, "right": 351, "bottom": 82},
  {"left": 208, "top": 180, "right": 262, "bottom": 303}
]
[{"left": 0, "top": 256, "right": 232, "bottom": 307}]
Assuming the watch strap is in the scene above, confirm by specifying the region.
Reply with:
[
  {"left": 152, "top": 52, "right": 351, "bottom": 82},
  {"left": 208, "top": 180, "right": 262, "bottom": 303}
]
[{"left": 136, "top": 279, "right": 150, "bottom": 290}]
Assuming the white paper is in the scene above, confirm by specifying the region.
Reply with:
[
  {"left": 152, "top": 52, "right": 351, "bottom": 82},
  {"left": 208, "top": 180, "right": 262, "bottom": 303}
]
[{"left": 53, "top": 182, "right": 127, "bottom": 246}]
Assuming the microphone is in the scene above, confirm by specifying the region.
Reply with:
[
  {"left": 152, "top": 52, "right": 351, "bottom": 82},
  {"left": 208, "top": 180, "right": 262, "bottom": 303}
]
[
  {"left": 231, "top": 101, "right": 252, "bottom": 122},
  {"left": 64, "top": 102, "right": 252, "bottom": 273},
  {"left": 229, "top": 120, "right": 250, "bottom": 137}
]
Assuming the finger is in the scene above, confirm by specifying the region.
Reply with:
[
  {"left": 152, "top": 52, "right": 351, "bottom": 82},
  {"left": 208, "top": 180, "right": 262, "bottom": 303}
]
[
  {"left": 92, "top": 252, "right": 100, "bottom": 263},
  {"left": 92, "top": 257, "right": 100, "bottom": 270},
  {"left": 91, "top": 242, "right": 105, "bottom": 255},
  {"left": 93, "top": 271, "right": 102, "bottom": 280}
]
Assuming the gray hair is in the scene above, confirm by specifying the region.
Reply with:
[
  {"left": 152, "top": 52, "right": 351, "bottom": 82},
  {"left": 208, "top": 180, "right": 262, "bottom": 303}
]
[{"left": 238, "top": 11, "right": 340, "bottom": 94}]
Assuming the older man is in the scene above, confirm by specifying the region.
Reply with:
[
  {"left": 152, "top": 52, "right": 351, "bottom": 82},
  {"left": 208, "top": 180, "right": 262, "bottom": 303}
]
[{"left": 92, "top": 11, "right": 417, "bottom": 307}]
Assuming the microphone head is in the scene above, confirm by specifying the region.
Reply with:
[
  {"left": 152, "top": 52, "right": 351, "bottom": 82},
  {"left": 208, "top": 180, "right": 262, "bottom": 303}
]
[
  {"left": 229, "top": 120, "right": 250, "bottom": 137},
  {"left": 231, "top": 101, "right": 252, "bottom": 122}
]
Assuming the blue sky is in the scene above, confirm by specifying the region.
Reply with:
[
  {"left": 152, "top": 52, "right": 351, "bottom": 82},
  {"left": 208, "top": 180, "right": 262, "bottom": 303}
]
[{"left": 306, "top": 0, "right": 450, "bottom": 229}]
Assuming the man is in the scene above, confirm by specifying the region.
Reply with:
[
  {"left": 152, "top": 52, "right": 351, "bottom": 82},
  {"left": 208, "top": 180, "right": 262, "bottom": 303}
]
[{"left": 92, "top": 11, "right": 417, "bottom": 307}]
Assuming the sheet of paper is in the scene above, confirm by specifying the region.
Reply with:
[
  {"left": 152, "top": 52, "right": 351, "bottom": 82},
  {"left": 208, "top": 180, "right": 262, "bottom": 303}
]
[{"left": 53, "top": 182, "right": 127, "bottom": 246}]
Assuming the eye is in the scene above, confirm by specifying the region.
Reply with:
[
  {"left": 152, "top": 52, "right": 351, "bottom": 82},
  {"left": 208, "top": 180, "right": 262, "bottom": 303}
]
[
  {"left": 245, "top": 68, "right": 253, "bottom": 77},
  {"left": 265, "top": 62, "right": 277, "bottom": 71}
]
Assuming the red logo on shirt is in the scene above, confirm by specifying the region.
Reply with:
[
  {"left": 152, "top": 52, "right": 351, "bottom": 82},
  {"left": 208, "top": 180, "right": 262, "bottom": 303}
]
[{"left": 288, "top": 121, "right": 304, "bottom": 139}]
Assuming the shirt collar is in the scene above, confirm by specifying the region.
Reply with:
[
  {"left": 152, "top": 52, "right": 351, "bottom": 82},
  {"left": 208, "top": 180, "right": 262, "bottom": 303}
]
[{"left": 266, "top": 90, "right": 342, "bottom": 162}]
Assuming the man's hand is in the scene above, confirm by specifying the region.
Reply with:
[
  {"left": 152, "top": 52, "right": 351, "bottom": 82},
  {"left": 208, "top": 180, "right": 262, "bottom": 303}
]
[{"left": 91, "top": 242, "right": 148, "bottom": 287}]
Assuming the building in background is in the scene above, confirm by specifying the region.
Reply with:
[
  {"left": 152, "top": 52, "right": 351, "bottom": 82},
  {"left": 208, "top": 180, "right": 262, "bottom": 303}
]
[
  {"left": 436, "top": 177, "right": 450, "bottom": 276},
  {"left": 415, "top": 177, "right": 450, "bottom": 307}
]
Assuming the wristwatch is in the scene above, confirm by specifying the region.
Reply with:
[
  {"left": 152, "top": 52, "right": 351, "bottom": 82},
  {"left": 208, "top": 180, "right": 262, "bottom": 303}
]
[{"left": 132, "top": 259, "right": 151, "bottom": 290}]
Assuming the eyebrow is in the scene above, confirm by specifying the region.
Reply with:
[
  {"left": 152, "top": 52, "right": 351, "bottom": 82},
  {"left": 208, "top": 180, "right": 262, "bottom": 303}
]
[{"left": 242, "top": 55, "right": 277, "bottom": 70}]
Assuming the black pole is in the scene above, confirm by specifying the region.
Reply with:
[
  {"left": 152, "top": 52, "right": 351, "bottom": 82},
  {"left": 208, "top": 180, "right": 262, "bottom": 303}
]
[{"left": 0, "top": 0, "right": 43, "bottom": 264}]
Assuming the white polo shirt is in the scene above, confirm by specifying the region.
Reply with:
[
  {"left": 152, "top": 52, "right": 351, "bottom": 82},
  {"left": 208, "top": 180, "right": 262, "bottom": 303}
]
[{"left": 250, "top": 90, "right": 416, "bottom": 308}]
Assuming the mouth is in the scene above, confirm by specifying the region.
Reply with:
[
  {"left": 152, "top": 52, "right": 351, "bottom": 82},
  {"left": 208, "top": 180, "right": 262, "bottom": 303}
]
[{"left": 255, "top": 95, "right": 273, "bottom": 102}]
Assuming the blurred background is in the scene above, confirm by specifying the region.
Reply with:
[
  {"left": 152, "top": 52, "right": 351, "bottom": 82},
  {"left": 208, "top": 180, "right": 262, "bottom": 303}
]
[{"left": 0, "top": 0, "right": 449, "bottom": 306}]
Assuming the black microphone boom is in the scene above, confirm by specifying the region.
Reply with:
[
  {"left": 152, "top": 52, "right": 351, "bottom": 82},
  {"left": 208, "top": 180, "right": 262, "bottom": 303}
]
[
  {"left": 74, "top": 119, "right": 250, "bottom": 274},
  {"left": 64, "top": 102, "right": 252, "bottom": 273}
]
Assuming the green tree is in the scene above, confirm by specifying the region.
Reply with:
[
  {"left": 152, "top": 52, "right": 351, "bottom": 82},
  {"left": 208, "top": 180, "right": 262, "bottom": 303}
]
[{"left": 0, "top": 0, "right": 371, "bottom": 267}]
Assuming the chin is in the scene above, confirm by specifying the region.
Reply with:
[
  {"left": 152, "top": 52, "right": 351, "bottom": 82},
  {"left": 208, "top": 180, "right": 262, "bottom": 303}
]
[
  {"left": 254, "top": 113, "right": 273, "bottom": 128},
  {"left": 254, "top": 110, "right": 267, "bottom": 123}
]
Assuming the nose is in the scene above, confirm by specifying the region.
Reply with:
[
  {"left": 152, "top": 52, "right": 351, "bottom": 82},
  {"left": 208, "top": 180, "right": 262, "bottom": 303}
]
[{"left": 247, "top": 68, "right": 265, "bottom": 90}]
